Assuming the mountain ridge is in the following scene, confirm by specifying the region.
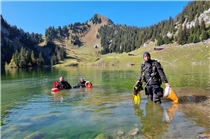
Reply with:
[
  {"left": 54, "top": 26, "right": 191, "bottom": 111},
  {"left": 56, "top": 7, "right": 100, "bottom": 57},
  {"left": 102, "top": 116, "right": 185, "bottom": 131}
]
[{"left": 47, "top": 14, "right": 113, "bottom": 49}]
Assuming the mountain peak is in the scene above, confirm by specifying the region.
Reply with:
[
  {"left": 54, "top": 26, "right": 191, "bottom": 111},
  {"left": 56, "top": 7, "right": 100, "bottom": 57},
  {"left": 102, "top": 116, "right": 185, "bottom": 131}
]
[{"left": 90, "top": 14, "right": 114, "bottom": 25}]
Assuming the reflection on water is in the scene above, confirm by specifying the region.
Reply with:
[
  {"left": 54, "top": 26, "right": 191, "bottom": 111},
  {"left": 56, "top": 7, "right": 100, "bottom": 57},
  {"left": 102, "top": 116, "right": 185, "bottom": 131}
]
[
  {"left": 51, "top": 88, "right": 93, "bottom": 102},
  {"left": 164, "top": 104, "right": 179, "bottom": 123},
  {"left": 141, "top": 102, "right": 168, "bottom": 139},
  {"left": 133, "top": 100, "right": 179, "bottom": 139},
  {"left": 1, "top": 66, "right": 210, "bottom": 139}
]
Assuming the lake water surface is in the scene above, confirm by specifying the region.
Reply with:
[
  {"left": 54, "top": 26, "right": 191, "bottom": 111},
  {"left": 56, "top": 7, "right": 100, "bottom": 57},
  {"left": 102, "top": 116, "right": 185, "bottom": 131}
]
[{"left": 1, "top": 65, "right": 209, "bottom": 139}]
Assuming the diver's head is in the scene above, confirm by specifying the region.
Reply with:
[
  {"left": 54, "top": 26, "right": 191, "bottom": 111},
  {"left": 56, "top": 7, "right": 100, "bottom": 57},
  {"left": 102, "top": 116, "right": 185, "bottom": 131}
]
[
  {"left": 143, "top": 52, "right": 151, "bottom": 61},
  {"left": 80, "top": 77, "right": 84, "bottom": 82},
  {"left": 59, "top": 76, "right": 64, "bottom": 82}
]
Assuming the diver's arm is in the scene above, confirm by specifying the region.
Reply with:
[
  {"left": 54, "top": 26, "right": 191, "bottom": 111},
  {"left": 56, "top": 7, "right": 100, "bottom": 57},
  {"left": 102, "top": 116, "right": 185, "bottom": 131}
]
[{"left": 155, "top": 62, "right": 170, "bottom": 86}]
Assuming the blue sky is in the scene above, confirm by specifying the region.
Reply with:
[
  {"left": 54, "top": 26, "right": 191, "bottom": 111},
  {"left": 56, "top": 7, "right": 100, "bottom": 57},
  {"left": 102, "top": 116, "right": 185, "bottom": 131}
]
[{"left": 1, "top": 1, "right": 189, "bottom": 35}]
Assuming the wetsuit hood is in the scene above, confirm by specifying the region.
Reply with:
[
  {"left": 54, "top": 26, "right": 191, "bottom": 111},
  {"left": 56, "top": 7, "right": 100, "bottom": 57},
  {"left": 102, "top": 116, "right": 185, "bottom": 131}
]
[{"left": 143, "top": 52, "right": 151, "bottom": 58}]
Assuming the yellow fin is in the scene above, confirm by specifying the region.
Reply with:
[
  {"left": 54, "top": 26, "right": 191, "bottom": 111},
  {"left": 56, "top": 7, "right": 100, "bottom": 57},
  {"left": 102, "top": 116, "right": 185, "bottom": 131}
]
[{"left": 132, "top": 93, "right": 141, "bottom": 105}]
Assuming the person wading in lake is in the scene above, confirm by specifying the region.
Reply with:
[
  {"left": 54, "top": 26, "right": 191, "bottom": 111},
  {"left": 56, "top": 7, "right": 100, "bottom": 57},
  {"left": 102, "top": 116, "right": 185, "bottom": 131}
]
[
  {"left": 56, "top": 76, "right": 72, "bottom": 90},
  {"left": 73, "top": 77, "right": 86, "bottom": 88},
  {"left": 136, "top": 52, "right": 170, "bottom": 104}
]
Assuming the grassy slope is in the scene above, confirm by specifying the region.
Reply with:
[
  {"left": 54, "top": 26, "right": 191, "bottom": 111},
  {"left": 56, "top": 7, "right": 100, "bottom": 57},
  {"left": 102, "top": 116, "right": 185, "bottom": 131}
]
[
  {"left": 89, "top": 41, "right": 209, "bottom": 67},
  {"left": 54, "top": 40, "right": 209, "bottom": 67}
]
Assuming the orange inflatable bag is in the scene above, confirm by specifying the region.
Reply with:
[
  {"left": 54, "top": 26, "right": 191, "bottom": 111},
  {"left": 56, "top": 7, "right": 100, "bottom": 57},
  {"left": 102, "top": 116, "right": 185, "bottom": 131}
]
[{"left": 164, "top": 86, "right": 178, "bottom": 104}]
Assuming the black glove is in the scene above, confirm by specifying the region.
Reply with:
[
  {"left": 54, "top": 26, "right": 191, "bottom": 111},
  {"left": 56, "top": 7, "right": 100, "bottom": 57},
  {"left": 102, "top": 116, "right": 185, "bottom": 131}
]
[{"left": 137, "top": 82, "right": 143, "bottom": 91}]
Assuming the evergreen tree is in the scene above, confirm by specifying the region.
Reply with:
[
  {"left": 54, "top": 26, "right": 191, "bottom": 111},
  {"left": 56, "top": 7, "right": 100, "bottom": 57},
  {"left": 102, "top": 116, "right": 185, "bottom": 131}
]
[
  {"left": 177, "top": 25, "right": 188, "bottom": 45},
  {"left": 201, "top": 30, "right": 208, "bottom": 41},
  {"left": 200, "top": 19, "right": 206, "bottom": 31},
  {"left": 157, "top": 38, "right": 164, "bottom": 46},
  {"left": 163, "top": 36, "right": 171, "bottom": 44},
  {"left": 193, "top": 33, "right": 199, "bottom": 43},
  {"left": 31, "top": 50, "right": 37, "bottom": 66},
  {"left": 37, "top": 52, "right": 44, "bottom": 66},
  {"left": 187, "top": 35, "right": 194, "bottom": 43}
]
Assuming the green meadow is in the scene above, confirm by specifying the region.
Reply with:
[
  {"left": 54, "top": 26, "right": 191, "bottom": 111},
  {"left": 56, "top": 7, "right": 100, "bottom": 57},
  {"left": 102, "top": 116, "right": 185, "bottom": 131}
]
[{"left": 55, "top": 41, "right": 209, "bottom": 67}]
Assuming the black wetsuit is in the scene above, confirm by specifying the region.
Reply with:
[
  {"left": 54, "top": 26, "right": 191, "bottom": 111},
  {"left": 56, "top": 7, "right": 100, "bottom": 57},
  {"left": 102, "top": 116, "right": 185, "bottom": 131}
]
[
  {"left": 73, "top": 80, "right": 86, "bottom": 88},
  {"left": 56, "top": 81, "right": 72, "bottom": 90},
  {"left": 139, "top": 59, "right": 168, "bottom": 103}
]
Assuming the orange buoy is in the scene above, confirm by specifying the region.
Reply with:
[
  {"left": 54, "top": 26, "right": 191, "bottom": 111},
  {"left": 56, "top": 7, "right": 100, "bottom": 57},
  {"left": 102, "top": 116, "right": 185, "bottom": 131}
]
[
  {"left": 85, "top": 81, "right": 92, "bottom": 88},
  {"left": 51, "top": 87, "right": 59, "bottom": 92},
  {"left": 51, "top": 81, "right": 60, "bottom": 92}
]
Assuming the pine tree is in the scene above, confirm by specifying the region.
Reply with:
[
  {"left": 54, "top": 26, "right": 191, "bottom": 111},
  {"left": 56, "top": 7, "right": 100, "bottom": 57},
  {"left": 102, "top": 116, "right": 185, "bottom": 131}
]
[
  {"left": 177, "top": 25, "right": 184, "bottom": 45},
  {"left": 201, "top": 30, "right": 208, "bottom": 41},
  {"left": 193, "top": 33, "right": 199, "bottom": 43},
  {"left": 200, "top": 19, "right": 206, "bottom": 31},
  {"left": 37, "top": 52, "right": 44, "bottom": 66}
]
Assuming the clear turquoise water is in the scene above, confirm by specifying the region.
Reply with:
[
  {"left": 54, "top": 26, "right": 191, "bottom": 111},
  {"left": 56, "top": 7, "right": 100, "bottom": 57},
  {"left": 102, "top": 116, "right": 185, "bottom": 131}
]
[{"left": 1, "top": 65, "right": 209, "bottom": 139}]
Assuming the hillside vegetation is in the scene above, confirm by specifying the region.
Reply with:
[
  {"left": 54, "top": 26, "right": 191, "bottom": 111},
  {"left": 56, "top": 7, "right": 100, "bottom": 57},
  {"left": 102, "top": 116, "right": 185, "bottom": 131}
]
[{"left": 55, "top": 39, "right": 209, "bottom": 67}]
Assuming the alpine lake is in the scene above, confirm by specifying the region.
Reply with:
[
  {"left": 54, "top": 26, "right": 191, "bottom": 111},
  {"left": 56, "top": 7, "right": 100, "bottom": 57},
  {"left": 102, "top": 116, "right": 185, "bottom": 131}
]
[{"left": 1, "top": 64, "right": 210, "bottom": 139}]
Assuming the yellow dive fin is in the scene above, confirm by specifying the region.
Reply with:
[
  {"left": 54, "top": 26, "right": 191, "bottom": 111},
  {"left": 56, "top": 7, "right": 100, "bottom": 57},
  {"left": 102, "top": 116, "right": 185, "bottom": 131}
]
[
  {"left": 132, "top": 85, "right": 141, "bottom": 105},
  {"left": 133, "top": 93, "right": 141, "bottom": 105}
]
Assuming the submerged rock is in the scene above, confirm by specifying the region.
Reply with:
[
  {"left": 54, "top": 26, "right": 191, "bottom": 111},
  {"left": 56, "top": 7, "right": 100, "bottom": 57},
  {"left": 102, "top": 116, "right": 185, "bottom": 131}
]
[
  {"left": 95, "top": 133, "right": 113, "bottom": 139},
  {"left": 117, "top": 130, "right": 125, "bottom": 136},
  {"left": 95, "top": 133, "right": 105, "bottom": 139},
  {"left": 198, "top": 131, "right": 210, "bottom": 139},
  {"left": 128, "top": 128, "right": 139, "bottom": 136}
]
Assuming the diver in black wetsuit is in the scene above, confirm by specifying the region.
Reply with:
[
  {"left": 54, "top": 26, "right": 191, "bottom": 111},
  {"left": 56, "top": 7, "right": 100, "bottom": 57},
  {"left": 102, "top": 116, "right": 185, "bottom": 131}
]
[{"left": 56, "top": 76, "right": 72, "bottom": 90}]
